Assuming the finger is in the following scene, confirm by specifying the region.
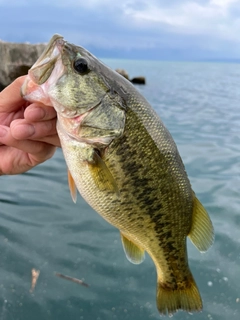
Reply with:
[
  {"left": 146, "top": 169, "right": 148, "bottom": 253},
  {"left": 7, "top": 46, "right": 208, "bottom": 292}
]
[
  {"left": 33, "top": 134, "right": 61, "bottom": 148},
  {"left": 0, "top": 125, "right": 56, "bottom": 157},
  {"left": 0, "top": 145, "right": 30, "bottom": 175},
  {"left": 0, "top": 107, "right": 26, "bottom": 127},
  {"left": 0, "top": 143, "right": 56, "bottom": 175},
  {"left": 10, "top": 118, "right": 57, "bottom": 140},
  {"left": 10, "top": 119, "right": 61, "bottom": 147},
  {"left": 0, "top": 76, "right": 28, "bottom": 112},
  {"left": 24, "top": 103, "right": 57, "bottom": 121}
]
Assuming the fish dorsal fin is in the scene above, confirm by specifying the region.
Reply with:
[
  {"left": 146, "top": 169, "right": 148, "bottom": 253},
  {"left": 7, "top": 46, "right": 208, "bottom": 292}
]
[
  {"left": 120, "top": 232, "right": 145, "bottom": 265},
  {"left": 89, "top": 150, "right": 120, "bottom": 196},
  {"left": 188, "top": 194, "right": 214, "bottom": 252},
  {"left": 68, "top": 169, "right": 77, "bottom": 203}
]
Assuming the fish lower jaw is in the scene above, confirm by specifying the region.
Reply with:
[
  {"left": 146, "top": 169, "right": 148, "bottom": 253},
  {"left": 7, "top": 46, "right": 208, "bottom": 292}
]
[{"left": 21, "top": 77, "right": 51, "bottom": 105}]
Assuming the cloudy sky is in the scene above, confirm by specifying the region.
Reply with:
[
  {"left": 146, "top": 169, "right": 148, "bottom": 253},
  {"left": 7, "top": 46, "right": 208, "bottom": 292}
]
[{"left": 1, "top": 0, "right": 240, "bottom": 60}]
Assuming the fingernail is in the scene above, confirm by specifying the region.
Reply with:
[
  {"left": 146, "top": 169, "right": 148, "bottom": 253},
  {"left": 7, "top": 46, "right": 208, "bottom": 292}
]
[
  {"left": 26, "top": 107, "right": 45, "bottom": 121},
  {"left": 15, "top": 123, "right": 35, "bottom": 138},
  {"left": 37, "top": 108, "right": 46, "bottom": 120},
  {"left": 0, "top": 126, "right": 7, "bottom": 137},
  {"left": 25, "top": 124, "right": 35, "bottom": 136}
]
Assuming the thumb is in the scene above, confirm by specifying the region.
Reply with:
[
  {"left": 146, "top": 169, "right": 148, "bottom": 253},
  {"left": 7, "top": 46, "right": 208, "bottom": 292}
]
[{"left": 0, "top": 76, "right": 28, "bottom": 112}]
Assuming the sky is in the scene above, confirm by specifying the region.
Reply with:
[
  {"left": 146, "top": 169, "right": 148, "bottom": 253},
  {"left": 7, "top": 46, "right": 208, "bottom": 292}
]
[{"left": 1, "top": 0, "right": 240, "bottom": 61}]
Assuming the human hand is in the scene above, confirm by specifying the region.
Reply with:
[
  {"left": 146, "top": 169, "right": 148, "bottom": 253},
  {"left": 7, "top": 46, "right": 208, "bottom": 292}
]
[{"left": 0, "top": 76, "right": 60, "bottom": 175}]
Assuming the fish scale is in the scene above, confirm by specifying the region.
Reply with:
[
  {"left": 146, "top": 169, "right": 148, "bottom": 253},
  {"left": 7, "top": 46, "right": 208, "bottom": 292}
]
[
  {"left": 105, "top": 107, "right": 192, "bottom": 274},
  {"left": 22, "top": 34, "right": 214, "bottom": 316}
]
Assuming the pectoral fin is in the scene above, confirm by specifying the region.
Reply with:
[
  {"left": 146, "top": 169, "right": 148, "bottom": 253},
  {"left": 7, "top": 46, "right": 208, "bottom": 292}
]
[
  {"left": 68, "top": 169, "right": 77, "bottom": 203},
  {"left": 188, "top": 194, "right": 214, "bottom": 252},
  {"left": 120, "top": 232, "right": 145, "bottom": 265},
  {"left": 88, "top": 150, "right": 119, "bottom": 196}
]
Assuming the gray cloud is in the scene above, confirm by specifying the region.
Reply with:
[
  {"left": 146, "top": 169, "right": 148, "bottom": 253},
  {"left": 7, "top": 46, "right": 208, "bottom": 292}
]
[{"left": 1, "top": 0, "right": 240, "bottom": 60}]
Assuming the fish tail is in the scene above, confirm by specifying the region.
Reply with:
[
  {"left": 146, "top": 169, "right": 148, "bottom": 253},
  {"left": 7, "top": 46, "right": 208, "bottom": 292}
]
[{"left": 156, "top": 273, "right": 202, "bottom": 316}]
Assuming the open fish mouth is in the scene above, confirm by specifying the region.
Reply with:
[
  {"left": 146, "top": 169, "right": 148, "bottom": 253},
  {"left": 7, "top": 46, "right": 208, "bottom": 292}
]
[
  {"left": 28, "top": 34, "right": 65, "bottom": 85},
  {"left": 21, "top": 34, "right": 66, "bottom": 104}
]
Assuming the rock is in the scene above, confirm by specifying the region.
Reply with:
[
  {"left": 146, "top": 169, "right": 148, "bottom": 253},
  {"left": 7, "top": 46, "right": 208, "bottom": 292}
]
[
  {"left": 0, "top": 40, "right": 46, "bottom": 90},
  {"left": 116, "top": 69, "right": 146, "bottom": 85},
  {"left": 115, "top": 68, "right": 129, "bottom": 80},
  {"left": 0, "top": 41, "right": 147, "bottom": 90},
  {"left": 131, "top": 76, "right": 146, "bottom": 85}
]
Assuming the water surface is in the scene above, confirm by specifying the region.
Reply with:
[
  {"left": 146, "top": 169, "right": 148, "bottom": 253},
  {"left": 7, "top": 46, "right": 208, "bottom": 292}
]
[{"left": 0, "top": 60, "right": 240, "bottom": 319}]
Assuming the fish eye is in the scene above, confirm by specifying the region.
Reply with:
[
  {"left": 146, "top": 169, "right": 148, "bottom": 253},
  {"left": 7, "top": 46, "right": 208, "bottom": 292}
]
[{"left": 73, "top": 58, "right": 89, "bottom": 74}]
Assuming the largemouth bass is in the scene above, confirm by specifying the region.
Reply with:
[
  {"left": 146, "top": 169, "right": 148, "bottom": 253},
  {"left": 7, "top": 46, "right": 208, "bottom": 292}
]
[{"left": 22, "top": 34, "right": 214, "bottom": 316}]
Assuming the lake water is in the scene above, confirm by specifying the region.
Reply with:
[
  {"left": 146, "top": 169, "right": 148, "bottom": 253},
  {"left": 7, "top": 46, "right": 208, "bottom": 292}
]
[{"left": 0, "top": 60, "right": 240, "bottom": 320}]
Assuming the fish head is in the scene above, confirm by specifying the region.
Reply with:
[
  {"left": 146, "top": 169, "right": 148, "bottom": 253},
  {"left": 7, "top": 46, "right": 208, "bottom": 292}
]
[
  {"left": 22, "top": 34, "right": 126, "bottom": 146},
  {"left": 22, "top": 34, "right": 108, "bottom": 116}
]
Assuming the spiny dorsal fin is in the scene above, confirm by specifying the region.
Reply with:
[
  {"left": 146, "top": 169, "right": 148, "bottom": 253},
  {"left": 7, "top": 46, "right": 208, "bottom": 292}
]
[
  {"left": 120, "top": 232, "right": 145, "bottom": 265},
  {"left": 188, "top": 194, "right": 214, "bottom": 252},
  {"left": 89, "top": 150, "right": 120, "bottom": 196},
  {"left": 68, "top": 169, "right": 77, "bottom": 203}
]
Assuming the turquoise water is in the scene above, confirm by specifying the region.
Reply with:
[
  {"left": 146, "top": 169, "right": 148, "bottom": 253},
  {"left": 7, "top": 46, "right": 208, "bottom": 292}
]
[{"left": 0, "top": 60, "right": 240, "bottom": 319}]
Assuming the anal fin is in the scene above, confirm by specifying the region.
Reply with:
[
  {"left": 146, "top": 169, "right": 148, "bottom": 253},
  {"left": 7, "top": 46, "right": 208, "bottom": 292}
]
[
  {"left": 68, "top": 169, "right": 77, "bottom": 203},
  {"left": 120, "top": 232, "right": 145, "bottom": 265}
]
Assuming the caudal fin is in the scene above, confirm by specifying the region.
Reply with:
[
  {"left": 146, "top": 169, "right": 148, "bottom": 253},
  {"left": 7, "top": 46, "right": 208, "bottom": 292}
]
[{"left": 156, "top": 273, "right": 202, "bottom": 316}]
